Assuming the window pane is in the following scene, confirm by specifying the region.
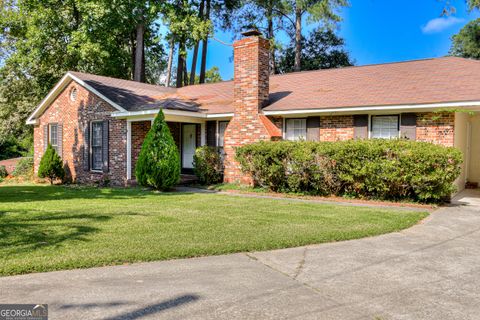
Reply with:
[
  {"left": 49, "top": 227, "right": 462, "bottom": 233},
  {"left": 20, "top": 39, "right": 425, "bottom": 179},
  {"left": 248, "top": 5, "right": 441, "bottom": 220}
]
[
  {"left": 286, "top": 119, "right": 306, "bottom": 141},
  {"left": 92, "top": 147, "right": 102, "bottom": 170},
  {"left": 49, "top": 124, "right": 58, "bottom": 146},
  {"left": 92, "top": 123, "right": 102, "bottom": 147},
  {"left": 91, "top": 122, "right": 103, "bottom": 170},
  {"left": 372, "top": 116, "right": 399, "bottom": 139}
]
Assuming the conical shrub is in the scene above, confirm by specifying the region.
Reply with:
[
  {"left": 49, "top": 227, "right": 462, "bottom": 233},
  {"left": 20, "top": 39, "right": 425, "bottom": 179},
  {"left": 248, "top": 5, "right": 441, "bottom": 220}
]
[
  {"left": 38, "top": 144, "right": 65, "bottom": 184},
  {"left": 135, "top": 110, "right": 180, "bottom": 190}
]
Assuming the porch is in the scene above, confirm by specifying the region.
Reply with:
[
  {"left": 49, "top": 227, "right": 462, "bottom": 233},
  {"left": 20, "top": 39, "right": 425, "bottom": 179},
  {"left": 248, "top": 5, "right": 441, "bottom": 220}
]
[{"left": 126, "top": 118, "right": 205, "bottom": 183}]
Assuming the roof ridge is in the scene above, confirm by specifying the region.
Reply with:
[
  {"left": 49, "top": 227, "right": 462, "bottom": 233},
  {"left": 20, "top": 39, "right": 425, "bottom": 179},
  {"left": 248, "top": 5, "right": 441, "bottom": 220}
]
[
  {"left": 68, "top": 71, "right": 176, "bottom": 91},
  {"left": 269, "top": 56, "right": 475, "bottom": 78}
]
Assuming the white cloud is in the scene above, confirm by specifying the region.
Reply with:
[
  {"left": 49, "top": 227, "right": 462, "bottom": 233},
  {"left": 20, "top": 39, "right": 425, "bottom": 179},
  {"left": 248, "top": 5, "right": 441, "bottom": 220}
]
[{"left": 421, "top": 16, "right": 465, "bottom": 34}]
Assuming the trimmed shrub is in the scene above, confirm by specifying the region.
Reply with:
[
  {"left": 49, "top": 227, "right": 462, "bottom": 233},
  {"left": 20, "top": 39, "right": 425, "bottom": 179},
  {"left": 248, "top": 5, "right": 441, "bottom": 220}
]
[
  {"left": 193, "top": 146, "right": 223, "bottom": 184},
  {"left": 0, "top": 165, "right": 7, "bottom": 179},
  {"left": 12, "top": 157, "right": 34, "bottom": 179},
  {"left": 236, "top": 139, "right": 462, "bottom": 202},
  {"left": 38, "top": 144, "right": 65, "bottom": 184},
  {"left": 135, "top": 109, "right": 180, "bottom": 190}
]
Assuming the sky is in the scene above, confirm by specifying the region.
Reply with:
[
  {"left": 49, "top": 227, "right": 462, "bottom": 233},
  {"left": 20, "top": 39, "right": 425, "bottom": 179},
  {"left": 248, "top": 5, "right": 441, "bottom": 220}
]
[{"left": 185, "top": 0, "right": 480, "bottom": 81}]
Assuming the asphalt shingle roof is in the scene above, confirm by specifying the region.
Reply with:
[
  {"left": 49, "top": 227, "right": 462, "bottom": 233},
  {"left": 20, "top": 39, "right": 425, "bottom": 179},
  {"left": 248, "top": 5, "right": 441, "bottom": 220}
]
[{"left": 70, "top": 57, "right": 480, "bottom": 115}]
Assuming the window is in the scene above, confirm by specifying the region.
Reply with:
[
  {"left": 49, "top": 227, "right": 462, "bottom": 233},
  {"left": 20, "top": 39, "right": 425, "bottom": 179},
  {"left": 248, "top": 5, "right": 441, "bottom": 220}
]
[
  {"left": 49, "top": 124, "right": 59, "bottom": 153},
  {"left": 371, "top": 116, "right": 399, "bottom": 139},
  {"left": 91, "top": 122, "right": 103, "bottom": 171},
  {"left": 218, "top": 121, "right": 228, "bottom": 147},
  {"left": 70, "top": 88, "right": 77, "bottom": 102},
  {"left": 285, "top": 119, "right": 307, "bottom": 141}
]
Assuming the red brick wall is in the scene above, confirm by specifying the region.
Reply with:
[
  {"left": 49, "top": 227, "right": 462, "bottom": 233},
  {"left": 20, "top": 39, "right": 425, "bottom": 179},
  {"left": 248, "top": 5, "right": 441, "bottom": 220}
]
[
  {"left": 224, "top": 35, "right": 275, "bottom": 184},
  {"left": 320, "top": 115, "right": 354, "bottom": 141},
  {"left": 416, "top": 112, "right": 455, "bottom": 147},
  {"left": 33, "top": 81, "right": 127, "bottom": 185},
  {"left": 131, "top": 121, "right": 151, "bottom": 178}
]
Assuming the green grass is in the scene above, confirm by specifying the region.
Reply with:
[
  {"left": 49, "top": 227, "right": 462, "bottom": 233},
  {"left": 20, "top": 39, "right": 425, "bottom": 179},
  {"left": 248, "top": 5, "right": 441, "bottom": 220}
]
[{"left": 0, "top": 184, "right": 428, "bottom": 276}]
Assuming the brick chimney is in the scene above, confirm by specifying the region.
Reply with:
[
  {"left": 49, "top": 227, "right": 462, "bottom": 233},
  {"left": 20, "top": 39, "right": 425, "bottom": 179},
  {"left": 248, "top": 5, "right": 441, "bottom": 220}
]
[{"left": 223, "top": 30, "right": 281, "bottom": 184}]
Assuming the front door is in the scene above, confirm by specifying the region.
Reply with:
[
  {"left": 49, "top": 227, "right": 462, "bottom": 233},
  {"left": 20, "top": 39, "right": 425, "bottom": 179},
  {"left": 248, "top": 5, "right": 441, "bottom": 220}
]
[{"left": 182, "top": 124, "right": 196, "bottom": 169}]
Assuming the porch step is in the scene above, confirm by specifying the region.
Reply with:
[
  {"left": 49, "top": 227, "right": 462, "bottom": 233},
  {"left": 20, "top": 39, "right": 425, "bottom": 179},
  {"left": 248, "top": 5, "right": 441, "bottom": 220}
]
[{"left": 178, "top": 174, "right": 199, "bottom": 186}]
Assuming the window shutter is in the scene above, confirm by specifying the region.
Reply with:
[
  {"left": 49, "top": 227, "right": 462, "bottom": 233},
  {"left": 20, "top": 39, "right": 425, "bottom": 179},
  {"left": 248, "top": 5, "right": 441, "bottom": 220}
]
[
  {"left": 196, "top": 124, "right": 201, "bottom": 147},
  {"left": 83, "top": 123, "right": 90, "bottom": 171},
  {"left": 102, "top": 120, "right": 109, "bottom": 173},
  {"left": 206, "top": 121, "right": 217, "bottom": 147},
  {"left": 57, "top": 123, "right": 63, "bottom": 159},
  {"left": 353, "top": 115, "right": 369, "bottom": 139},
  {"left": 400, "top": 113, "right": 417, "bottom": 140},
  {"left": 306, "top": 117, "right": 320, "bottom": 141},
  {"left": 43, "top": 125, "right": 49, "bottom": 152}
]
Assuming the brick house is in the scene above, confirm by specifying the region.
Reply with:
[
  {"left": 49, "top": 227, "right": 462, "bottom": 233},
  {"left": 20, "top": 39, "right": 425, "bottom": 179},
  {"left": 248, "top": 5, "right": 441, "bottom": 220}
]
[{"left": 27, "top": 31, "right": 480, "bottom": 191}]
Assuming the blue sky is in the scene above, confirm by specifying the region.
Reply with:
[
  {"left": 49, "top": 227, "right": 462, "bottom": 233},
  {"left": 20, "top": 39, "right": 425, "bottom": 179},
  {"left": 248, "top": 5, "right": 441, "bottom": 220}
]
[{"left": 185, "top": 0, "right": 480, "bottom": 81}]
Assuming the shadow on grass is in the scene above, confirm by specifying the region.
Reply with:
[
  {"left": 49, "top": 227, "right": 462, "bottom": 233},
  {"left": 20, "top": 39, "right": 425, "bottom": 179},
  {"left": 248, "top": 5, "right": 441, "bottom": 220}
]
[
  {"left": 0, "top": 209, "right": 111, "bottom": 255},
  {"left": 0, "top": 185, "right": 188, "bottom": 203}
]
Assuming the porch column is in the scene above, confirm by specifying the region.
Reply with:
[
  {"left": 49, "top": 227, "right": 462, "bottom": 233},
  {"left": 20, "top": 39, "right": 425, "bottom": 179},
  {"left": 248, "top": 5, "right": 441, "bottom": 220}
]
[
  {"left": 126, "top": 120, "right": 132, "bottom": 181},
  {"left": 200, "top": 122, "right": 206, "bottom": 146}
]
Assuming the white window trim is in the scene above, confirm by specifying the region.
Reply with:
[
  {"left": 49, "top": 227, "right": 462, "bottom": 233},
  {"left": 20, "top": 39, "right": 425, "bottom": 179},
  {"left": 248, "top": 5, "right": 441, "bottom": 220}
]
[{"left": 90, "top": 120, "right": 104, "bottom": 173}]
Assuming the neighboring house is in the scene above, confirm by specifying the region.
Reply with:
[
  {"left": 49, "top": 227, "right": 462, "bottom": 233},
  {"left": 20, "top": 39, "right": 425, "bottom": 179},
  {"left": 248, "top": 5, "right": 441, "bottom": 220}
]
[{"left": 27, "top": 31, "right": 480, "bottom": 191}]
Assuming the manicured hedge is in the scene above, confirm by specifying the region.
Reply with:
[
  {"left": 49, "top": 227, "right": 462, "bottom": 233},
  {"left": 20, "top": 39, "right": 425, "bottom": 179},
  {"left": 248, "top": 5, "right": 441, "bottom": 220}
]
[
  {"left": 236, "top": 139, "right": 463, "bottom": 203},
  {"left": 193, "top": 146, "right": 224, "bottom": 185}
]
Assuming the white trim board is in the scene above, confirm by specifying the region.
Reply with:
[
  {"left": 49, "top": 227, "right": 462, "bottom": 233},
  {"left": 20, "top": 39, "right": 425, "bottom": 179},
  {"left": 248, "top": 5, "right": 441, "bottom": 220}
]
[
  {"left": 111, "top": 109, "right": 234, "bottom": 120},
  {"left": 263, "top": 101, "right": 480, "bottom": 116},
  {"left": 26, "top": 72, "right": 127, "bottom": 125}
]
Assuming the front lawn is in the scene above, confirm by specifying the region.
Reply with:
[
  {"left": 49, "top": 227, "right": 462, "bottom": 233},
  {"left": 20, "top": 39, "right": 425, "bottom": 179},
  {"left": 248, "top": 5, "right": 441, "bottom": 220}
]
[{"left": 0, "top": 184, "right": 428, "bottom": 276}]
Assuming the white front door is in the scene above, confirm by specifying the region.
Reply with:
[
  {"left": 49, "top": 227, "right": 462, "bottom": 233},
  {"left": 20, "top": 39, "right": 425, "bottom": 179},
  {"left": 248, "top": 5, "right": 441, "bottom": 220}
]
[{"left": 182, "top": 124, "right": 196, "bottom": 169}]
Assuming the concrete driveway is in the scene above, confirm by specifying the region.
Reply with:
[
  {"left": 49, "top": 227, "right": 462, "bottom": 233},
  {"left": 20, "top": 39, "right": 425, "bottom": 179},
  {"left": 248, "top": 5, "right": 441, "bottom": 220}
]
[{"left": 1, "top": 192, "right": 480, "bottom": 320}]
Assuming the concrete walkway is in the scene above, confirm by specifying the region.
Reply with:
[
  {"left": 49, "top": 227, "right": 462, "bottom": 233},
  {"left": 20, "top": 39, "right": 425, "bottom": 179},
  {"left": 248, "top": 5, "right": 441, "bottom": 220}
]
[{"left": 1, "top": 192, "right": 480, "bottom": 319}]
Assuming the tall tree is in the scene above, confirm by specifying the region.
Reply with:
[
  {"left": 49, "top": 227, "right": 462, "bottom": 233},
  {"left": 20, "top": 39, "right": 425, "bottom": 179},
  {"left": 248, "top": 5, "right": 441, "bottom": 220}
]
[
  {"left": 194, "top": 66, "right": 223, "bottom": 83},
  {"left": 278, "top": 0, "right": 348, "bottom": 72},
  {"left": 199, "top": 0, "right": 211, "bottom": 84},
  {"left": 277, "top": 27, "right": 353, "bottom": 73},
  {"left": 190, "top": 0, "right": 205, "bottom": 85},
  {"left": 230, "top": 0, "right": 284, "bottom": 74},
  {"left": 163, "top": 0, "right": 211, "bottom": 87},
  {"left": 0, "top": 0, "right": 167, "bottom": 155},
  {"left": 450, "top": 18, "right": 480, "bottom": 59}
]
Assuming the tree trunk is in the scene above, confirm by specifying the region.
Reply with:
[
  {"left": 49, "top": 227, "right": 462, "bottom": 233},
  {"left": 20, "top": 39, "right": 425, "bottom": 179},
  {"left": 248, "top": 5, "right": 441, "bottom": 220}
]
[
  {"left": 199, "top": 0, "right": 211, "bottom": 84},
  {"left": 165, "top": 38, "right": 175, "bottom": 87},
  {"left": 190, "top": 0, "right": 205, "bottom": 85},
  {"left": 134, "top": 23, "right": 145, "bottom": 82},
  {"left": 130, "top": 33, "right": 136, "bottom": 80},
  {"left": 183, "top": 59, "right": 189, "bottom": 87},
  {"left": 294, "top": 3, "right": 302, "bottom": 72},
  {"left": 267, "top": 9, "right": 275, "bottom": 75},
  {"left": 176, "top": 42, "right": 185, "bottom": 88}
]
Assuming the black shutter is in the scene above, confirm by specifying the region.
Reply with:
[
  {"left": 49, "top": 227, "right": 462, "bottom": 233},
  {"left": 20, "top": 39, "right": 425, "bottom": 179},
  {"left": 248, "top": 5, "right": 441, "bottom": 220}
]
[
  {"left": 43, "top": 125, "right": 49, "bottom": 152},
  {"left": 400, "top": 113, "right": 417, "bottom": 140},
  {"left": 196, "top": 124, "right": 201, "bottom": 147},
  {"left": 206, "top": 121, "right": 217, "bottom": 147},
  {"left": 102, "top": 120, "right": 109, "bottom": 173},
  {"left": 57, "top": 123, "right": 63, "bottom": 159},
  {"left": 83, "top": 123, "right": 90, "bottom": 171},
  {"left": 306, "top": 117, "right": 320, "bottom": 141},
  {"left": 353, "top": 115, "right": 369, "bottom": 139}
]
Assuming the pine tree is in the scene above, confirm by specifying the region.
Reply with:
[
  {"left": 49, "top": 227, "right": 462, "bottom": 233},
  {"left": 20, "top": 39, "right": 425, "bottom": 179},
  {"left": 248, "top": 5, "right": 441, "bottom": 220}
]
[
  {"left": 135, "top": 110, "right": 180, "bottom": 190},
  {"left": 38, "top": 144, "right": 65, "bottom": 184}
]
